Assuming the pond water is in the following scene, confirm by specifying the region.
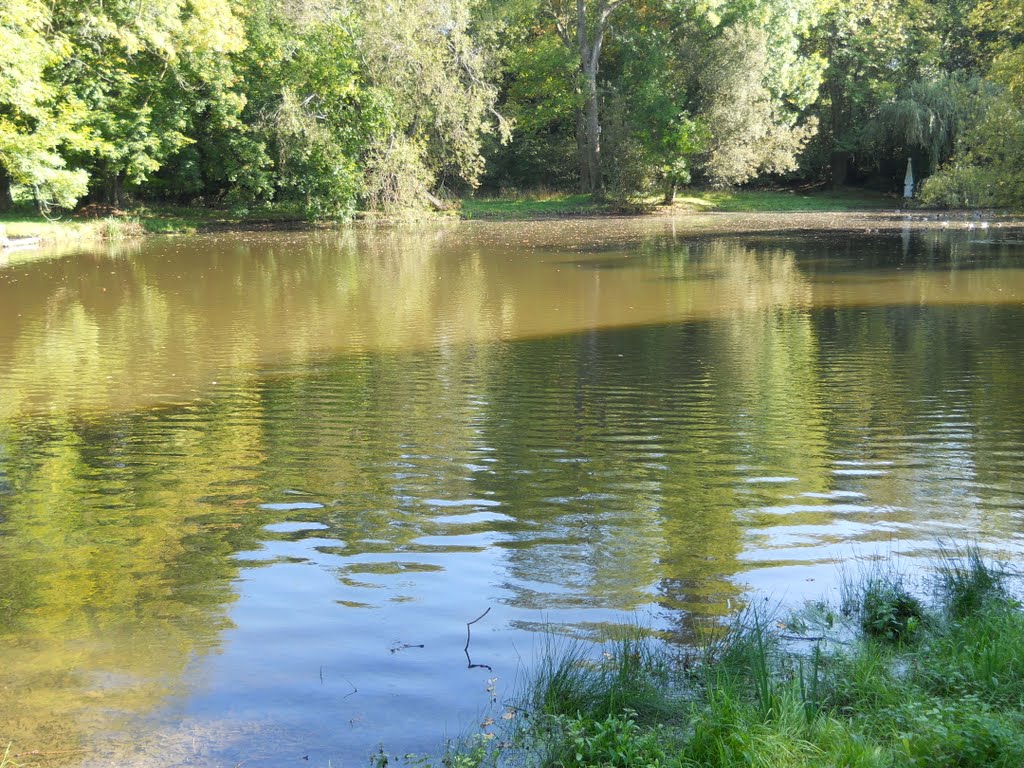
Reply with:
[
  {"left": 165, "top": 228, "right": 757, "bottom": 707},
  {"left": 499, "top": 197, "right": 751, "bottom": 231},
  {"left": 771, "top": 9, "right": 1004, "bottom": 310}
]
[{"left": 1, "top": 214, "right": 1024, "bottom": 766}]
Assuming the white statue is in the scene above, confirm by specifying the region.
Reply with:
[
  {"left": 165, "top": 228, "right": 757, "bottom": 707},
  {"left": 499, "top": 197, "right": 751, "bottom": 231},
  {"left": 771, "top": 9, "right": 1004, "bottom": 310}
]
[{"left": 903, "top": 158, "right": 914, "bottom": 198}]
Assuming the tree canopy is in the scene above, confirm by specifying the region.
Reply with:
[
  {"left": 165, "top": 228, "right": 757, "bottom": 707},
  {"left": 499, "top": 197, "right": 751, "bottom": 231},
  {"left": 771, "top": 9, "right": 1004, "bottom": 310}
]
[{"left": 0, "top": 0, "right": 1021, "bottom": 214}]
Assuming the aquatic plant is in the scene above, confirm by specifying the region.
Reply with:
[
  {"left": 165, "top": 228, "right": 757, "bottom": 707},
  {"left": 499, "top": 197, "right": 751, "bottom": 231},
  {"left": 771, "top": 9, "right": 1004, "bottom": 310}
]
[
  {"left": 840, "top": 561, "right": 926, "bottom": 643},
  {"left": 933, "top": 542, "right": 1008, "bottom": 619}
]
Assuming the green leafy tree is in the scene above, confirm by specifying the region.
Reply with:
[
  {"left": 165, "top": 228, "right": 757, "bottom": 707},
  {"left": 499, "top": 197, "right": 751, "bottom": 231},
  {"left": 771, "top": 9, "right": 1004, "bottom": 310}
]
[
  {"left": 47, "top": 0, "right": 247, "bottom": 205},
  {"left": 0, "top": 0, "right": 89, "bottom": 210},
  {"left": 805, "top": 0, "right": 942, "bottom": 186},
  {"left": 356, "top": 0, "right": 510, "bottom": 210}
]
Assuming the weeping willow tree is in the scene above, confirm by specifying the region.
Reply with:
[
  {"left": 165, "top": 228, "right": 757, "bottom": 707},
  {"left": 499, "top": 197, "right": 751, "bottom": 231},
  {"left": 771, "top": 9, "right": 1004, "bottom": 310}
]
[
  {"left": 869, "top": 75, "right": 980, "bottom": 173},
  {"left": 920, "top": 73, "right": 1024, "bottom": 209}
]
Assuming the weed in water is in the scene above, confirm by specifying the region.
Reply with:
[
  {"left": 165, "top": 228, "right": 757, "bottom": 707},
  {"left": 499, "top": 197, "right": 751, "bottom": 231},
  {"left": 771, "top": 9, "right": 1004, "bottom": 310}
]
[
  {"left": 406, "top": 552, "right": 1024, "bottom": 768},
  {"left": 841, "top": 562, "right": 926, "bottom": 644},
  {"left": 933, "top": 542, "right": 1007, "bottom": 619},
  {"left": 704, "top": 609, "right": 782, "bottom": 718}
]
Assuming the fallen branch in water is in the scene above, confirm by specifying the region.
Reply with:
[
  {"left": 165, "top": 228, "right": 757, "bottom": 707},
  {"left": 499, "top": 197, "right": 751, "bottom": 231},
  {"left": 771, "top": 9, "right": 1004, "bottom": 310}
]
[
  {"left": 465, "top": 607, "right": 492, "bottom": 671},
  {"left": 390, "top": 641, "right": 425, "bottom": 654}
]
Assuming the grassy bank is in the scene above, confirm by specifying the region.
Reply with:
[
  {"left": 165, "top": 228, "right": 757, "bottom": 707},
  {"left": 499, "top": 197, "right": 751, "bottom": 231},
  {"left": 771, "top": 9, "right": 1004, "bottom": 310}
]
[
  {"left": 0, "top": 211, "right": 145, "bottom": 243},
  {"left": 459, "top": 194, "right": 647, "bottom": 220},
  {"left": 673, "top": 189, "right": 895, "bottom": 213},
  {"left": 460, "top": 189, "right": 894, "bottom": 220},
  {"left": 436, "top": 546, "right": 1023, "bottom": 768},
  {"left": 0, "top": 203, "right": 311, "bottom": 246}
]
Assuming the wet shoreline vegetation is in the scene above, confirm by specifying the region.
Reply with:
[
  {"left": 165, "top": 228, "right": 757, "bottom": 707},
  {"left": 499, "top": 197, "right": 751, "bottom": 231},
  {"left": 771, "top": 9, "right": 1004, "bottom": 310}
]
[{"left": 421, "top": 546, "right": 1024, "bottom": 768}]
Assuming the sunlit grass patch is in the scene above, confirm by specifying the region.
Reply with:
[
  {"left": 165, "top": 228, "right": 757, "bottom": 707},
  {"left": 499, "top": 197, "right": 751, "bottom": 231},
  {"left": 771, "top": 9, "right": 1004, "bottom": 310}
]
[
  {"left": 683, "top": 189, "right": 893, "bottom": 213},
  {"left": 460, "top": 188, "right": 893, "bottom": 220},
  {"left": 1, "top": 210, "right": 141, "bottom": 242},
  {"left": 460, "top": 194, "right": 609, "bottom": 220}
]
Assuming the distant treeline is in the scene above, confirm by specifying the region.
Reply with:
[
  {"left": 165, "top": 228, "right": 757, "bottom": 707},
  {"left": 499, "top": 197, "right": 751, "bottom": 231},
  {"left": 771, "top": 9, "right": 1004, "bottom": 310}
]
[{"left": 1, "top": 0, "right": 1021, "bottom": 217}]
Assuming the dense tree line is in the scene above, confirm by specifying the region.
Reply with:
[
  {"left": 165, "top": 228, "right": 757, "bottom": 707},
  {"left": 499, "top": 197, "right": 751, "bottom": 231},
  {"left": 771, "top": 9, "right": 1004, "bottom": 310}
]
[{"left": 0, "top": 0, "right": 1021, "bottom": 216}]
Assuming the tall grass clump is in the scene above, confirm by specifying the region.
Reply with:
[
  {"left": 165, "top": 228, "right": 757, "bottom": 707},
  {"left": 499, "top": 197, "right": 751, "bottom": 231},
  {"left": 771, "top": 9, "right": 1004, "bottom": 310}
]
[
  {"left": 516, "top": 629, "right": 686, "bottom": 768},
  {"left": 933, "top": 542, "right": 1008, "bottom": 618},
  {"left": 526, "top": 630, "right": 681, "bottom": 726}
]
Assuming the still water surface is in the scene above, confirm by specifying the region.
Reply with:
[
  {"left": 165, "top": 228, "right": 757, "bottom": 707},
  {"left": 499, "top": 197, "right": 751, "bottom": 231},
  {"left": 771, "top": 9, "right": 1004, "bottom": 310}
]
[{"left": 1, "top": 215, "right": 1024, "bottom": 766}]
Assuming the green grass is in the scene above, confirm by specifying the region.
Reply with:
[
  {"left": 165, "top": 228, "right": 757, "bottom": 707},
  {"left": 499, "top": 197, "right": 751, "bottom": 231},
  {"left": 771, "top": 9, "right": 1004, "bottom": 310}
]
[
  {"left": 459, "top": 194, "right": 626, "bottom": 220},
  {"left": 0, "top": 202, "right": 309, "bottom": 243},
  {"left": 0, "top": 210, "right": 142, "bottom": 242},
  {"left": 435, "top": 548, "right": 1024, "bottom": 768},
  {"left": 460, "top": 188, "right": 893, "bottom": 220},
  {"left": 672, "top": 189, "right": 893, "bottom": 213}
]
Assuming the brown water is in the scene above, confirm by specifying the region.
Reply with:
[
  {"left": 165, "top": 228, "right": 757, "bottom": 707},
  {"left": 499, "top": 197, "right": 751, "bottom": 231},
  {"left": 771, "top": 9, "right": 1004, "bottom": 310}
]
[{"left": 1, "top": 214, "right": 1024, "bottom": 766}]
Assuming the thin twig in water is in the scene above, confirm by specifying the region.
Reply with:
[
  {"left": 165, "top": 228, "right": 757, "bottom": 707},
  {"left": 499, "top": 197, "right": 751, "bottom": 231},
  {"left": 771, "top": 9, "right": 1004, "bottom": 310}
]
[
  {"left": 465, "top": 607, "right": 493, "bottom": 671},
  {"left": 390, "top": 642, "right": 425, "bottom": 653}
]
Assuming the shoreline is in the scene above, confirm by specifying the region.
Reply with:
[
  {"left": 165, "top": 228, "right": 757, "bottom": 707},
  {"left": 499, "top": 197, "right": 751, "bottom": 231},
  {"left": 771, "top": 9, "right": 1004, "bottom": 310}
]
[{"left": 1, "top": 194, "right": 1019, "bottom": 250}]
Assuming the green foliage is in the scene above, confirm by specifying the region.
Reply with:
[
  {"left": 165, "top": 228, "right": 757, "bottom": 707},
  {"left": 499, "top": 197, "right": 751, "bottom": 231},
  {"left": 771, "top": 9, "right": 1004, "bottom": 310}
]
[
  {"left": 558, "top": 712, "right": 671, "bottom": 768},
  {"left": 870, "top": 76, "right": 981, "bottom": 173},
  {"left": 921, "top": 85, "right": 1024, "bottom": 209},
  {"left": 933, "top": 543, "right": 1007, "bottom": 619},
  {"left": 0, "top": 0, "right": 90, "bottom": 208},
  {"left": 692, "top": 24, "right": 818, "bottom": 187},
  {"left": 849, "top": 572, "right": 926, "bottom": 644}
]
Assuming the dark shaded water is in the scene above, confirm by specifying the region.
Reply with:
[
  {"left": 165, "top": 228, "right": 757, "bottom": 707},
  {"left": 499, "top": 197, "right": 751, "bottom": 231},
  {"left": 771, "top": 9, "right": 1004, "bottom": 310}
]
[{"left": 1, "top": 216, "right": 1023, "bottom": 765}]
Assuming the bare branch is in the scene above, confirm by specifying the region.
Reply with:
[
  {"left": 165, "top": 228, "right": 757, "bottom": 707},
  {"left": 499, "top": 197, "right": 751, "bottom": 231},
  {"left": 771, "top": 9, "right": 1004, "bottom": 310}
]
[
  {"left": 464, "top": 607, "right": 492, "bottom": 671},
  {"left": 545, "top": 0, "right": 573, "bottom": 49},
  {"left": 599, "top": 0, "right": 629, "bottom": 24}
]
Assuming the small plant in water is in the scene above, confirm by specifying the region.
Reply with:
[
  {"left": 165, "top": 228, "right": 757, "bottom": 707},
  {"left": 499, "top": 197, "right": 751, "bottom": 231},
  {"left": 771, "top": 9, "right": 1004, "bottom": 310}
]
[
  {"left": 934, "top": 542, "right": 1008, "bottom": 619},
  {"left": 860, "top": 577, "right": 926, "bottom": 642},
  {"left": 841, "top": 561, "right": 926, "bottom": 643}
]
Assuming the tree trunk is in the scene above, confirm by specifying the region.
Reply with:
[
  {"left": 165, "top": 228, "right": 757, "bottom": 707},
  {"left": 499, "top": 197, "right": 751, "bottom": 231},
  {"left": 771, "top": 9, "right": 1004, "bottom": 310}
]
[
  {"left": 582, "top": 71, "right": 603, "bottom": 197},
  {"left": 423, "top": 189, "right": 449, "bottom": 211},
  {"left": 0, "top": 166, "right": 13, "bottom": 212},
  {"left": 550, "top": 0, "right": 625, "bottom": 196},
  {"left": 663, "top": 180, "right": 677, "bottom": 205},
  {"left": 109, "top": 173, "right": 123, "bottom": 207},
  {"left": 827, "top": 56, "right": 848, "bottom": 189},
  {"left": 830, "top": 150, "right": 849, "bottom": 188},
  {"left": 575, "top": 107, "right": 590, "bottom": 193}
]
